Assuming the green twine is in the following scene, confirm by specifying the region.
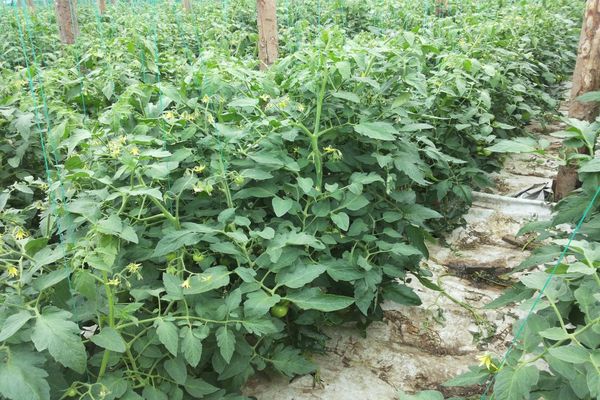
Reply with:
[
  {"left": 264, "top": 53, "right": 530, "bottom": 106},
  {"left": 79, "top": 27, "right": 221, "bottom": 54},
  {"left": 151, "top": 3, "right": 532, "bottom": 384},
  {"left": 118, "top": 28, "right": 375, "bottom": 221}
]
[{"left": 480, "top": 185, "right": 600, "bottom": 399}]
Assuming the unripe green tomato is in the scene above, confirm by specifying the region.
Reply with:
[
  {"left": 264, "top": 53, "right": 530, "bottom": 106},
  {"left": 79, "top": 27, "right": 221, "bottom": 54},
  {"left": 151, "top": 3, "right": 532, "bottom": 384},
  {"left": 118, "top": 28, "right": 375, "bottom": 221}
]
[
  {"left": 166, "top": 252, "right": 177, "bottom": 261},
  {"left": 65, "top": 388, "right": 78, "bottom": 397},
  {"left": 193, "top": 252, "right": 205, "bottom": 263},
  {"left": 270, "top": 304, "right": 289, "bottom": 318}
]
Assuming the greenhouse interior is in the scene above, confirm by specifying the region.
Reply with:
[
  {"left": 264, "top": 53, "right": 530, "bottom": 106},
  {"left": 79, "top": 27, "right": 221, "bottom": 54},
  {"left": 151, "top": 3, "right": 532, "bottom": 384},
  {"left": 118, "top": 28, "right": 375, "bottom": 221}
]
[{"left": 1, "top": 0, "right": 600, "bottom": 399}]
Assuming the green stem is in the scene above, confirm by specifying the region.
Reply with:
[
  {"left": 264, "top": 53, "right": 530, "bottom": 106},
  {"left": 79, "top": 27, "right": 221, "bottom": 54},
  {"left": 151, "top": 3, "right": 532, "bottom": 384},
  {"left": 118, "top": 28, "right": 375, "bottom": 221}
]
[{"left": 97, "top": 272, "right": 116, "bottom": 381}]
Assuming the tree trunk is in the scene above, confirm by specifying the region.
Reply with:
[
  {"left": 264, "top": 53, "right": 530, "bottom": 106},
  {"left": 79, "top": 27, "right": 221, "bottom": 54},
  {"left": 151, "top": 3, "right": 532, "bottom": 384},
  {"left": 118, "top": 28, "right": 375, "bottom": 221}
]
[
  {"left": 183, "top": 0, "right": 191, "bottom": 12},
  {"left": 55, "top": 0, "right": 79, "bottom": 44},
  {"left": 554, "top": 0, "right": 600, "bottom": 201},
  {"left": 256, "top": 0, "right": 279, "bottom": 70},
  {"left": 435, "top": 0, "right": 448, "bottom": 17},
  {"left": 98, "top": 0, "right": 106, "bottom": 14}
]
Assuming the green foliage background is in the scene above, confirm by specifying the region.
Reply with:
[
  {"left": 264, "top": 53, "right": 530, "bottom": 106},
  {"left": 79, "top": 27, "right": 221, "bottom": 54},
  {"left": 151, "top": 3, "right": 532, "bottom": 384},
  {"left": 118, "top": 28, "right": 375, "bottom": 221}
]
[{"left": 0, "top": 0, "right": 584, "bottom": 399}]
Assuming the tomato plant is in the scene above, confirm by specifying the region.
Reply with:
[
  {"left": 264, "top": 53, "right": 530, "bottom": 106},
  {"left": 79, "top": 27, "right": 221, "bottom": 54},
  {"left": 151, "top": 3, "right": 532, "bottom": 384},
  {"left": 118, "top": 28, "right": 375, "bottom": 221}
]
[{"left": 0, "top": 0, "right": 582, "bottom": 399}]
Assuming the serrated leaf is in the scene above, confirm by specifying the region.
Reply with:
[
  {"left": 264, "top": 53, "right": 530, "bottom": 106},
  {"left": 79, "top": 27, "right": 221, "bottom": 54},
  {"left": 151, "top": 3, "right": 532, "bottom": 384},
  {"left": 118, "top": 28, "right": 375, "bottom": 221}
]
[
  {"left": 90, "top": 327, "right": 126, "bottom": 353},
  {"left": 269, "top": 346, "right": 315, "bottom": 377},
  {"left": 244, "top": 291, "right": 281, "bottom": 317},
  {"left": 181, "top": 327, "right": 203, "bottom": 367},
  {"left": 156, "top": 319, "right": 179, "bottom": 357},
  {"left": 285, "top": 287, "right": 354, "bottom": 311},
  {"left": 183, "top": 266, "right": 230, "bottom": 295},
  {"left": 276, "top": 264, "right": 326, "bottom": 289},
  {"left": 0, "top": 348, "right": 50, "bottom": 400},
  {"left": 493, "top": 365, "right": 539, "bottom": 400},
  {"left": 548, "top": 345, "right": 590, "bottom": 364},
  {"left": 184, "top": 377, "right": 219, "bottom": 397},
  {"left": 216, "top": 326, "right": 236, "bottom": 363},
  {"left": 164, "top": 357, "right": 187, "bottom": 385},
  {"left": 332, "top": 91, "right": 360, "bottom": 103},
  {"left": 31, "top": 308, "right": 86, "bottom": 373},
  {"left": 0, "top": 311, "right": 32, "bottom": 342},
  {"left": 354, "top": 121, "right": 398, "bottom": 141}
]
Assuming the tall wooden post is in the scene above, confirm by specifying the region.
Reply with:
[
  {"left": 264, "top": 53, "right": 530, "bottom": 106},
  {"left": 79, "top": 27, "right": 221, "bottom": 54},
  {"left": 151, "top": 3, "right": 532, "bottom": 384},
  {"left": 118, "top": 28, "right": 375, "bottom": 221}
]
[
  {"left": 555, "top": 0, "right": 600, "bottom": 200},
  {"left": 55, "top": 0, "right": 79, "bottom": 44},
  {"left": 183, "top": 0, "right": 191, "bottom": 12},
  {"left": 25, "top": 0, "right": 35, "bottom": 12},
  {"left": 98, "top": 0, "right": 106, "bottom": 14},
  {"left": 256, "top": 0, "right": 279, "bottom": 70}
]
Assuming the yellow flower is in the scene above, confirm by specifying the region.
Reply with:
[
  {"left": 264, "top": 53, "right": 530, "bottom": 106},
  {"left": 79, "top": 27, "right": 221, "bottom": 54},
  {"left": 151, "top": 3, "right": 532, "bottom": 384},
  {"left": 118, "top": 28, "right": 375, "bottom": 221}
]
[
  {"left": 260, "top": 94, "right": 270, "bottom": 102},
  {"left": 7, "top": 265, "right": 19, "bottom": 278},
  {"left": 202, "top": 95, "right": 211, "bottom": 104},
  {"left": 126, "top": 262, "right": 141, "bottom": 273},
  {"left": 129, "top": 146, "right": 140, "bottom": 156},
  {"left": 323, "top": 146, "right": 343, "bottom": 160},
  {"left": 13, "top": 227, "right": 29, "bottom": 240},
  {"left": 478, "top": 354, "right": 498, "bottom": 372},
  {"left": 206, "top": 114, "right": 215, "bottom": 124},
  {"left": 193, "top": 164, "right": 207, "bottom": 174},
  {"left": 119, "top": 135, "right": 128, "bottom": 145},
  {"left": 107, "top": 277, "right": 120, "bottom": 286},
  {"left": 163, "top": 111, "right": 175, "bottom": 120},
  {"left": 181, "top": 279, "right": 190, "bottom": 289},
  {"left": 193, "top": 181, "right": 214, "bottom": 195},
  {"left": 297, "top": 104, "right": 305, "bottom": 112}
]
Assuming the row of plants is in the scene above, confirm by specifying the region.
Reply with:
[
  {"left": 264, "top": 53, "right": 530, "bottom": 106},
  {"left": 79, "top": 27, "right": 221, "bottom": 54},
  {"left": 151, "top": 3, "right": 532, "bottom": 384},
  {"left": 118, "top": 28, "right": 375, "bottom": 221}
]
[
  {"left": 0, "top": 0, "right": 583, "bottom": 399},
  {"left": 406, "top": 116, "right": 600, "bottom": 399}
]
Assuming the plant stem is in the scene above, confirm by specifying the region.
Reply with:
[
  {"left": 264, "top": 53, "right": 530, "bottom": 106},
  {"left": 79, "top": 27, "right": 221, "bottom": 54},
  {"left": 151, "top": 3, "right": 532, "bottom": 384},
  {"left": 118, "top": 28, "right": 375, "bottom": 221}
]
[{"left": 97, "top": 272, "right": 116, "bottom": 381}]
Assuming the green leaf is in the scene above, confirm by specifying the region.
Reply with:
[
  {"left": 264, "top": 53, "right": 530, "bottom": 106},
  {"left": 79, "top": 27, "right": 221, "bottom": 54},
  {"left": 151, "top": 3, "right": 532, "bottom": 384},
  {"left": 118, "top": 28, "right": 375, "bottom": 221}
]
[
  {"left": 487, "top": 138, "right": 539, "bottom": 154},
  {"left": 285, "top": 288, "right": 354, "bottom": 311},
  {"left": 31, "top": 308, "right": 86, "bottom": 373},
  {"left": 332, "top": 91, "right": 360, "bottom": 103},
  {"left": 538, "top": 327, "right": 570, "bottom": 341},
  {"left": 272, "top": 196, "right": 293, "bottom": 217},
  {"left": 297, "top": 177, "right": 314, "bottom": 194},
  {"left": 183, "top": 266, "right": 230, "bottom": 295},
  {"left": 0, "top": 311, "right": 32, "bottom": 342},
  {"left": 228, "top": 97, "right": 258, "bottom": 108},
  {"left": 242, "top": 319, "right": 282, "bottom": 335},
  {"left": 354, "top": 121, "right": 398, "bottom": 141},
  {"left": 244, "top": 291, "right": 281, "bottom": 317},
  {"left": 382, "top": 284, "right": 422, "bottom": 306},
  {"left": 493, "top": 365, "right": 539, "bottom": 400},
  {"left": 331, "top": 212, "right": 350, "bottom": 231},
  {"left": 156, "top": 319, "right": 179, "bottom": 357},
  {"left": 184, "top": 377, "right": 219, "bottom": 397},
  {"left": 90, "top": 327, "right": 126, "bottom": 353},
  {"left": 580, "top": 158, "right": 600, "bottom": 173},
  {"left": 269, "top": 346, "right": 315, "bottom": 377},
  {"left": 276, "top": 264, "right": 327, "bottom": 289},
  {"left": 152, "top": 223, "right": 214, "bottom": 257},
  {"left": 443, "top": 368, "right": 490, "bottom": 387},
  {"left": 0, "top": 348, "right": 50, "bottom": 400},
  {"left": 548, "top": 345, "right": 590, "bottom": 364},
  {"left": 181, "top": 327, "right": 204, "bottom": 367},
  {"left": 33, "top": 269, "right": 71, "bottom": 292},
  {"left": 142, "top": 386, "right": 167, "bottom": 400},
  {"left": 216, "top": 326, "right": 236, "bottom": 363},
  {"left": 164, "top": 357, "right": 187, "bottom": 385},
  {"left": 398, "top": 390, "right": 444, "bottom": 400}
]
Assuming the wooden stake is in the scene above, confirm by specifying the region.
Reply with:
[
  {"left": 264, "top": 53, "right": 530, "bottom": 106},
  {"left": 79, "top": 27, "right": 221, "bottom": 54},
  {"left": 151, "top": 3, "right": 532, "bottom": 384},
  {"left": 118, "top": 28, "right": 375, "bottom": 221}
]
[
  {"left": 98, "top": 0, "right": 106, "bottom": 14},
  {"left": 25, "top": 0, "right": 35, "bottom": 12},
  {"left": 554, "top": 0, "right": 600, "bottom": 200},
  {"left": 256, "top": 0, "right": 279, "bottom": 70},
  {"left": 183, "top": 0, "right": 191, "bottom": 12},
  {"left": 55, "top": 0, "right": 79, "bottom": 44}
]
